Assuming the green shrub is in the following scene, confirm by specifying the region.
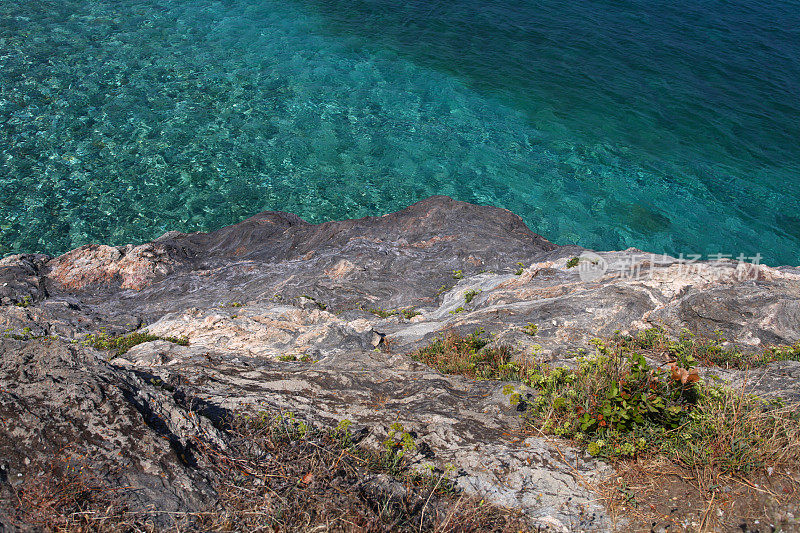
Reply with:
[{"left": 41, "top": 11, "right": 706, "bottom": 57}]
[
  {"left": 513, "top": 340, "right": 697, "bottom": 457},
  {"left": 510, "top": 337, "right": 800, "bottom": 474},
  {"left": 410, "top": 325, "right": 800, "bottom": 511},
  {"left": 369, "top": 307, "right": 421, "bottom": 320}
]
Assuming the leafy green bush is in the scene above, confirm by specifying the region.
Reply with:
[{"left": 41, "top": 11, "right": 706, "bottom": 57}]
[
  {"left": 410, "top": 326, "right": 799, "bottom": 478},
  {"left": 401, "top": 308, "right": 421, "bottom": 319},
  {"left": 381, "top": 422, "right": 418, "bottom": 475},
  {"left": 511, "top": 339, "right": 698, "bottom": 458},
  {"left": 509, "top": 337, "right": 800, "bottom": 474}
]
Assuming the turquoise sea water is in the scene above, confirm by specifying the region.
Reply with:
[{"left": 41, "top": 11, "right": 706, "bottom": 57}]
[{"left": 1, "top": 0, "right": 799, "bottom": 264}]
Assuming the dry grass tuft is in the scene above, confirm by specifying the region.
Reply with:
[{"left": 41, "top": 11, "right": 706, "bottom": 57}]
[
  {"left": 4, "top": 414, "right": 531, "bottom": 532},
  {"left": 595, "top": 457, "right": 799, "bottom": 532},
  {"left": 9, "top": 456, "right": 154, "bottom": 532},
  {"left": 192, "top": 412, "right": 531, "bottom": 532}
]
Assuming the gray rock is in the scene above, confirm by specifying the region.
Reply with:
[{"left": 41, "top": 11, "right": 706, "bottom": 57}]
[
  {"left": 1, "top": 196, "right": 799, "bottom": 530},
  {"left": 0, "top": 338, "right": 222, "bottom": 529},
  {"left": 0, "top": 254, "right": 50, "bottom": 307}
]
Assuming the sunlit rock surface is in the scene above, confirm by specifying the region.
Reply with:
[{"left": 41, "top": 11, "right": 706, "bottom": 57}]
[{"left": 2, "top": 196, "right": 799, "bottom": 530}]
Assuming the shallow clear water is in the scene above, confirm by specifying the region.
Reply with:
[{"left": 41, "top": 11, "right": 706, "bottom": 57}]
[{"left": 1, "top": 0, "right": 799, "bottom": 264}]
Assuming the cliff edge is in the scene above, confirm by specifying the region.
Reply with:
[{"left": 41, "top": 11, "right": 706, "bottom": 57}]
[{"left": 2, "top": 196, "right": 799, "bottom": 531}]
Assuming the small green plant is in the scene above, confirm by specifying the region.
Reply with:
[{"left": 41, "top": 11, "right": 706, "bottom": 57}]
[
  {"left": 515, "top": 262, "right": 525, "bottom": 275},
  {"left": 566, "top": 257, "right": 580, "bottom": 268},
  {"left": 436, "top": 284, "right": 450, "bottom": 296},
  {"left": 3, "top": 325, "right": 44, "bottom": 341},
  {"left": 271, "top": 412, "right": 310, "bottom": 441},
  {"left": 15, "top": 296, "right": 31, "bottom": 308},
  {"left": 522, "top": 323, "right": 539, "bottom": 336},
  {"left": 401, "top": 308, "right": 421, "bottom": 319},
  {"left": 278, "top": 354, "right": 315, "bottom": 363},
  {"left": 331, "top": 419, "right": 354, "bottom": 448},
  {"left": 148, "top": 377, "right": 176, "bottom": 392},
  {"left": 381, "top": 423, "right": 417, "bottom": 474},
  {"left": 228, "top": 301, "right": 243, "bottom": 308},
  {"left": 449, "top": 306, "right": 465, "bottom": 314},
  {"left": 83, "top": 329, "right": 188, "bottom": 357},
  {"left": 383, "top": 423, "right": 416, "bottom": 453},
  {"left": 368, "top": 307, "right": 398, "bottom": 319},
  {"left": 463, "top": 289, "right": 481, "bottom": 304},
  {"left": 369, "top": 307, "right": 421, "bottom": 320},
  {"left": 452, "top": 270, "right": 464, "bottom": 280},
  {"left": 410, "top": 329, "right": 526, "bottom": 381}
]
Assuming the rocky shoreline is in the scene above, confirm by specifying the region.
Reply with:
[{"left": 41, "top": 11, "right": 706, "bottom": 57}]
[{"left": 1, "top": 196, "right": 799, "bottom": 531}]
